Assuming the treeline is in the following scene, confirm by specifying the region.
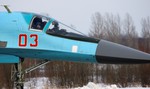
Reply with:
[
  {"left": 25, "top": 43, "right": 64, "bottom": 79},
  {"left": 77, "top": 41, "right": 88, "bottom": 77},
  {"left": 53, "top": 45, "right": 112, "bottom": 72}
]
[
  {"left": 88, "top": 12, "right": 150, "bottom": 87},
  {"left": 0, "top": 12, "right": 150, "bottom": 88}
]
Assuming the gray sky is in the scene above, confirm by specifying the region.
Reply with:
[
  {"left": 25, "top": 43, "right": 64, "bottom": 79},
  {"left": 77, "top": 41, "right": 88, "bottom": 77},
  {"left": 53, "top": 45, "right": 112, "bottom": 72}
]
[{"left": 0, "top": 0, "right": 150, "bottom": 35}]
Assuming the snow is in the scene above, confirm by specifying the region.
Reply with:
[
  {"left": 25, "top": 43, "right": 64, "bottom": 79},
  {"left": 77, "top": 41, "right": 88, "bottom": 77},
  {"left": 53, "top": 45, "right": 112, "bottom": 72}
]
[
  {"left": 72, "top": 82, "right": 150, "bottom": 89},
  {"left": 24, "top": 77, "right": 150, "bottom": 89},
  {"left": 72, "top": 82, "right": 118, "bottom": 89},
  {"left": 24, "top": 77, "right": 52, "bottom": 89},
  {"left": 120, "top": 88, "right": 150, "bottom": 89}
]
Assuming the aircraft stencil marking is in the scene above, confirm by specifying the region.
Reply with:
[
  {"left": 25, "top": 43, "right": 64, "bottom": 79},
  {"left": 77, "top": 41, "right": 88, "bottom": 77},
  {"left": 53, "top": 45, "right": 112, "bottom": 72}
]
[{"left": 72, "top": 45, "right": 78, "bottom": 53}]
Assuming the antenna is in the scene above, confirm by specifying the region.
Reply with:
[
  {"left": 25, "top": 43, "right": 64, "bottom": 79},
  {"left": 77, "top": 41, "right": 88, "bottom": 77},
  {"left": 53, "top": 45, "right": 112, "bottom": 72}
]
[{"left": 1, "top": 5, "right": 11, "bottom": 13}]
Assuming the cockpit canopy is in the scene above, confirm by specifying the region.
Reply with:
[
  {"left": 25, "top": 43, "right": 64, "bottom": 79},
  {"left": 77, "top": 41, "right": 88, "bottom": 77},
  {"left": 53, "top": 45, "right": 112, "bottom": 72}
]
[{"left": 29, "top": 15, "right": 99, "bottom": 43}]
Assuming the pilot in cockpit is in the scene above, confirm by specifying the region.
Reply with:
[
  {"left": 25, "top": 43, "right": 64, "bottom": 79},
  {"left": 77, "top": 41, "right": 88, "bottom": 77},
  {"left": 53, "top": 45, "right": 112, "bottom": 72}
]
[
  {"left": 31, "top": 17, "right": 42, "bottom": 30},
  {"left": 47, "top": 21, "right": 59, "bottom": 34},
  {"left": 51, "top": 21, "right": 59, "bottom": 32},
  {"left": 31, "top": 17, "right": 47, "bottom": 30},
  {"left": 46, "top": 20, "right": 67, "bottom": 35}
]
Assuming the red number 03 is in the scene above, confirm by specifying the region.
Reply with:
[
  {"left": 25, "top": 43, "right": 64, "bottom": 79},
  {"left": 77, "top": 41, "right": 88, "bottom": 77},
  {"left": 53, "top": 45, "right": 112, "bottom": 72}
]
[{"left": 19, "top": 34, "right": 38, "bottom": 47}]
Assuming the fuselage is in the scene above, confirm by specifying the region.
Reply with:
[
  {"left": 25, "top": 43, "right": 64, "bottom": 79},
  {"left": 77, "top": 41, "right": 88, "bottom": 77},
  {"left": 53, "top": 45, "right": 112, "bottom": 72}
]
[
  {"left": 0, "top": 12, "right": 98, "bottom": 63},
  {"left": 0, "top": 12, "right": 150, "bottom": 64}
]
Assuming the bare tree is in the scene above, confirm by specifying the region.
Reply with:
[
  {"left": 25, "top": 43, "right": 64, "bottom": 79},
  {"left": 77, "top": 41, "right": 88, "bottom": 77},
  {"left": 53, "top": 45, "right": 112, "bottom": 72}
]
[
  {"left": 123, "top": 13, "right": 138, "bottom": 48},
  {"left": 141, "top": 16, "right": 150, "bottom": 53},
  {"left": 140, "top": 17, "right": 150, "bottom": 87},
  {"left": 89, "top": 12, "right": 106, "bottom": 39},
  {"left": 141, "top": 17, "right": 150, "bottom": 38},
  {"left": 104, "top": 13, "right": 122, "bottom": 43}
]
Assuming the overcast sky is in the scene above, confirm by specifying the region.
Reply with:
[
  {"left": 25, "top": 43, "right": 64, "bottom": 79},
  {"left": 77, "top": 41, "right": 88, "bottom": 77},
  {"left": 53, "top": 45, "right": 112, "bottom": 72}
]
[{"left": 0, "top": 0, "right": 150, "bottom": 35}]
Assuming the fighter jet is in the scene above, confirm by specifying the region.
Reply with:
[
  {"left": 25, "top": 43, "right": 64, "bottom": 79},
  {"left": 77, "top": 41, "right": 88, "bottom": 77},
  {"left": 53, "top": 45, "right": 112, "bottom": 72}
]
[{"left": 0, "top": 7, "right": 150, "bottom": 89}]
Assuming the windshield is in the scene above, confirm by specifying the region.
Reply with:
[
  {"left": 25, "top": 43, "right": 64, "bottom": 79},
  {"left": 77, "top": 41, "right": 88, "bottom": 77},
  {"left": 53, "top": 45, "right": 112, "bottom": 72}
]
[{"left": 45, "top": 20, "right": 99, "bottom": 43}]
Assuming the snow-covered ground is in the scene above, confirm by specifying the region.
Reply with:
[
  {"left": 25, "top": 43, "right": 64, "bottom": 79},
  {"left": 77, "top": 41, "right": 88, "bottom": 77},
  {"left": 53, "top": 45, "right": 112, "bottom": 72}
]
[
  {"left": 73, "top": 82, "right": 150, "bottom": 89},
  {"left": 24, "top": 77, "right": 150, "bottom": 89},
  {"left": 72, "top": 82, "right": 118, "bottom": 89},
  {"left": 24, "top": 77, "right": 52, "bottom": 89}
]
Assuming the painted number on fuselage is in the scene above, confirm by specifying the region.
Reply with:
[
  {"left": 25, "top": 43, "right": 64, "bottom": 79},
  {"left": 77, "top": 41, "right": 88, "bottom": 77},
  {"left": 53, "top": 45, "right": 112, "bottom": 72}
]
[
  {"left": 19, "top": 34, "right": 38, "bottom": 47},
  {"left": 30, "top": 34, "right": 38, "bottom": 47},
  {"left": 19, "top": 34, "right": 27, "bottom": 47}
]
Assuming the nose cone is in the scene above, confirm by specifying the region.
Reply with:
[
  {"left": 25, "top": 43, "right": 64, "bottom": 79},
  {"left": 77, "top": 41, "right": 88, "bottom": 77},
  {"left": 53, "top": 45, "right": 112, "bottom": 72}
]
[{"left": 96, "top": 40, "right": 150, "bottom": 64}]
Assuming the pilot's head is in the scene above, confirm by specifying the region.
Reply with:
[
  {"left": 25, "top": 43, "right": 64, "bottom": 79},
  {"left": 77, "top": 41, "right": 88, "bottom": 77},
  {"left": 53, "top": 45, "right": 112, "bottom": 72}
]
[
  {"left": 36, "top": 22, "right": 41, "bottom": 29},
  {"left": 35, "top": 18, "right": 42, "bottom": 29},
  {"left": 52, "top": 21, "right": 58, "bottom": 27}
]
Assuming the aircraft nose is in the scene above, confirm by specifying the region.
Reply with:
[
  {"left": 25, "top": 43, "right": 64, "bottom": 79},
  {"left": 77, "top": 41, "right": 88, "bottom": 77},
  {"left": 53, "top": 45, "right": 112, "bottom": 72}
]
[{"left": 96, "top": 40, "right": 150, "bottom": 64}]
